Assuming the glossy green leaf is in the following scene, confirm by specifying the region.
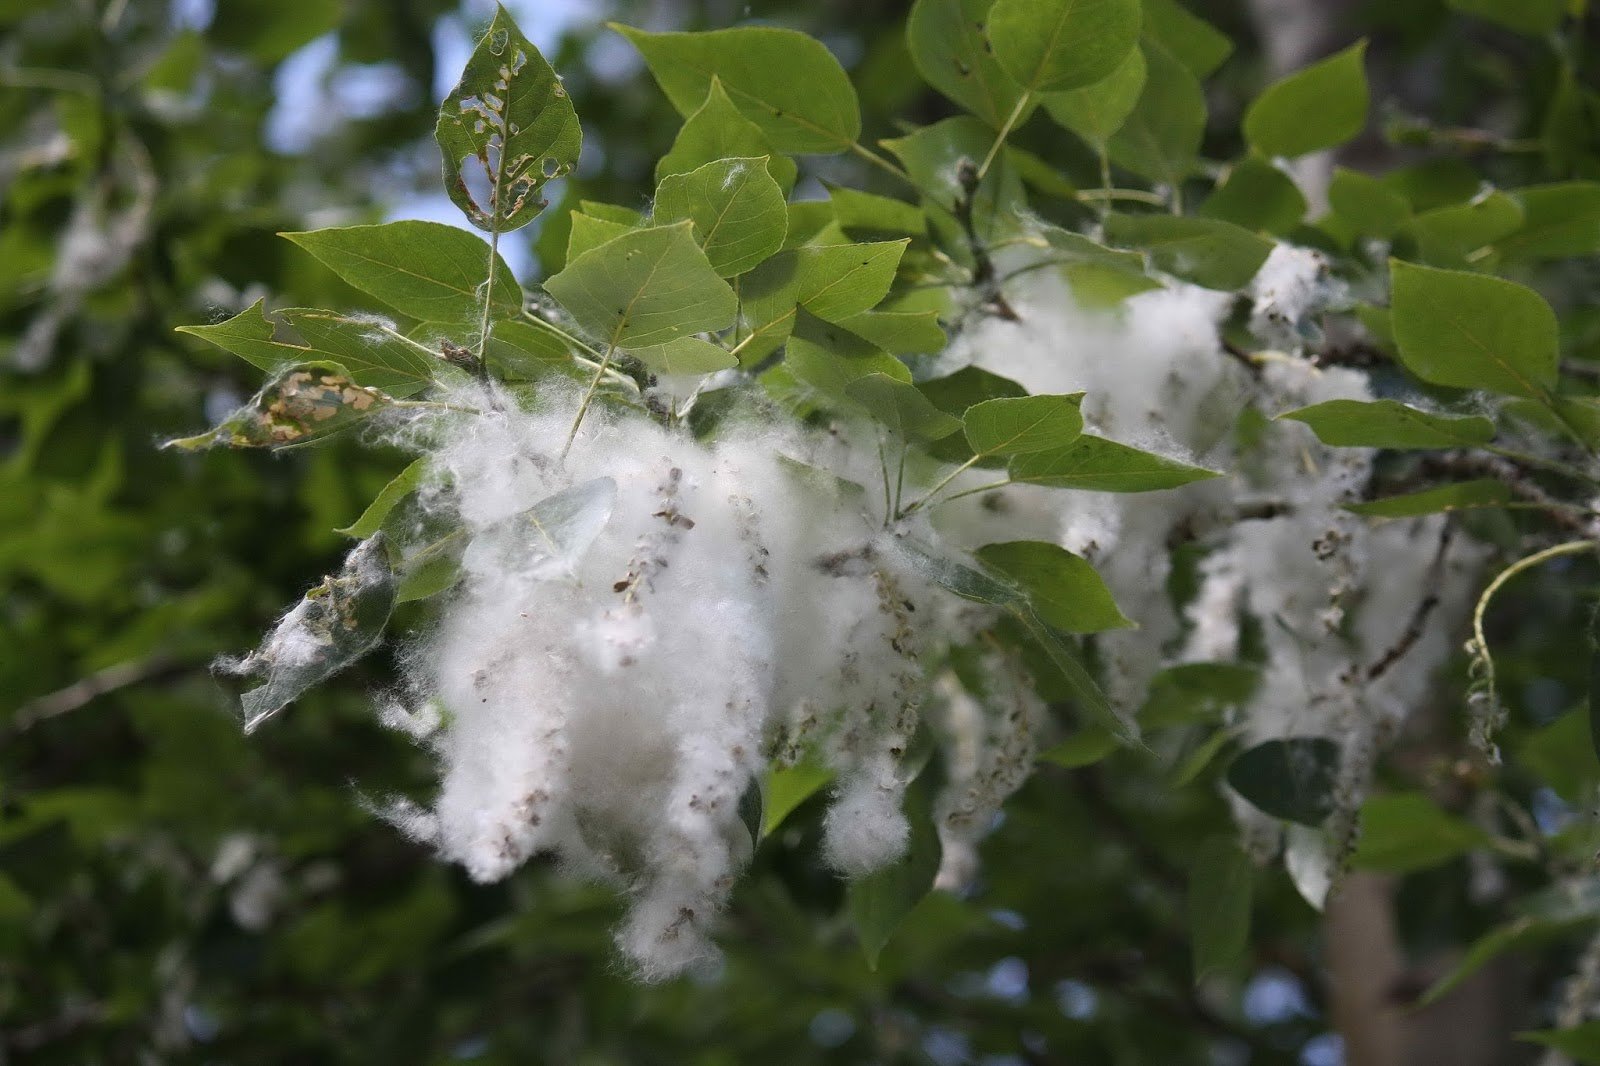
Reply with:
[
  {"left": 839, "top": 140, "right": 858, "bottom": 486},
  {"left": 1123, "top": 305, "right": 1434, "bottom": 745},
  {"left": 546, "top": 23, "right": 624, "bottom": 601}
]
[
  {"left": 1106, "top": 41, "right": 1206, "bottom": 186},
  {"left": 1198, "top": 156, "right": 1307, "bottom": 235},
  {"left": 1350, "top": 793, "right": 1490, "bottom": 873},
  {"left": 1188, "top": 837, "right": 1252, "bottom": 983},
  {"left": 975, "top": 540, "right": 1133, "bottom": 633},
  {"left": 845, "top": 373, "right": 963, "bottom": 441},
  {"left": 963, "top": 394, "right": 1086, "bottom": 456},
  {"left": 848, "top": 770, "right": 942, "bottom": 969},
  {"left": 1520, "top": 1023, "right": 1600, "bottom": 1065},
  {"left": 906, "top": 0, "right": 1029, "bottom": 128},
  {"left": 988, "top": 0, "right": 1142, "bottom": 94},
  {"left": 795, "top": 240, "right": 908, "bottom": 322},
  {"left": 1142, "top": 0, "right": 1233, "bottom": 78},
  {"left": 1009, "top": 434, "right": 1220, "bottom": 492},
  {"left": 763, "top": 762, "right": 833, "bottom": 836},
  {"left": 1103, "top": 213, "right": 1273, "bottom": 290},
  {"left": 1244, "top": 41, "right": 1368, "bottom": 159},
  {"left": 656, "top": 78, "right": 799, "bottom": 194},
  {"left": 176, "top": 301, "right": 438, "bottom": 398},
  {"left": 1447, "top": 0, "right": 1567, "bottom": 34},
  {"left": 654, "top": 157, "right": 787, "bottom": 277},
  {"left": 336, "top": 458, "right": 427, "bottom": 539},
  {"left": 1226, "top": 738, "right": 1340, "bottom": 826},
  {"left": 1280, "top": 399, "right": 1496, "bottom": 449},
  {"left": 281, "top": 222, "right": 522, "bottom": 322},
  {"left": 1042, "top": 47, "right": 1146, "bottom": 148},
  {"left": 1500, "top": 182, "right": 1600, "bottom": 260},
  {"left": 543, "top": 222, "right": 737, "bottom": 349},
  {"left": 612, "top": 24, "right": 861, "bottom": 154},
  {"left": 1037, "top": 728, "right": 1119, "bottom": 768},
  {"left": 1390, "top": 259, "right": 1558, "bottom": 399},
  {"left": 1328, "top": 167, "right": 1411, "bottom": 239},
  {"left": 436, "top": 4, "right": 580, "bottom": 232},
  {"left": 1345, "top": 480, "right": 1514, "bottom": 518}
]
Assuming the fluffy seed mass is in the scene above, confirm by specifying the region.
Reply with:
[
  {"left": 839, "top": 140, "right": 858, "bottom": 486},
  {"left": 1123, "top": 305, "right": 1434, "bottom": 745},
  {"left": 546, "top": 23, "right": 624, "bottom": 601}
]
[{"left": 239, "top": 237, "right": 1476, "bottom": 978}]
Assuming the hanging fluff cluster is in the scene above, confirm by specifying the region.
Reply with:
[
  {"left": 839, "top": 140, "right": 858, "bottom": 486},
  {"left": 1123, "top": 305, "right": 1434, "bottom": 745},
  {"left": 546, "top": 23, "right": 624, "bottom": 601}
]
[
  {"left": 937, "top": 239, "right": 1484, "bottom": 888},
  {"left": 362, "top": 381, "right": 1016, "bottom": 979}
]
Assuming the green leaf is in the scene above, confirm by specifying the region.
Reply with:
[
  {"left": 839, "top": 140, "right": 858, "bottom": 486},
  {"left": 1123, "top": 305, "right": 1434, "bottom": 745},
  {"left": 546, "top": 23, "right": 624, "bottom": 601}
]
[
  {"left": 1009, "top": 434, "right": 1220, "bottom": 491},
  {"left": 834, "top": 309, "right": 946, "bottom": 355},
  {"left": 848, "top": 769, "right": 942, "bottom": 969},
  {"left": 1350, "top": 793, "right": 1490, "bottom": 873},
  {"left": 1187, "top": 837, "right": 1252, "bottom": 983},
  {"left": 1280, "top": 399, "right": 1496, "bottom": 449},
  {"left": 890, "top": 539, "right": 1139, "bottom": 747},
  {"left": 231, "top": 537, "right": 396, "bottom": 732},
  {"left": 276, "top": 310, "right": 445, "bottom": 397},
  {"left": 176, "top": 300, "right": 437, "bottom": 398},
  {"left": 1419, "top": 918, "right": 1586, "bottom": 1008},
  {"left": 763, "top": 762, "right": 833, "bottom": 836},
  {"left": 1171, "top": 728, "right": 1238, "bottom": 786},
  {"left": 1226, "top": 738, "right": 1340, "bottom": 826},
  {"left": 845, "top": 374, "right": 963, "bottom": 441},
  {"left": 501, "top": 478, "right": 618, "bottom": 579},
  {"left": 487, "top": 319, "right": 583, "bottom": 381},
  {"left": 543, "top": 222, "right": 737, "bottom": 349},
  {"left": 1103, "top": 213, "right": 1273, "bottom": 290},
  {"left": 963, "top": 394, "right": 1086, "bottom": 456},
  {"left": 1500, "top": 182, "right": 1600, "bottom": 260},
  {"left": 1328, "top": 166, "right": 1411, "bottom": 239},
  {"left": 906, "top": 0, "right": 1030, "bottom": 129},
  {"left": 826, "top": 185, "right": 928, "bottom": 239},
  {"left": 1520, "top": 709, "right": 1600, "bottom": 803},
  {"left": 281, "top": 222, "right": 522, "bottom": 323},
  {"left": 1447, "top": 0, "right": 1567, "bottom": 34},
  {"left": 164, "top": 364, "right": 395, "bottom": 451},
  {"left": 612, "top": 23, "right": 860, "bottom": 155},
  {"left": 1198, "top": 156, "right": 1307, "bottom": 235},
  {"left": 988, "top": 0, "right": 1142, "bottom": 94},
  {"left": 336, "top": 458, "right": 428, "bottom": 539},
  {"left": 566, "top": 212, "right": 633, "bottom": 263},
  {"left": 1140, "top": 663, "right": 1261, "bottom": 730},
  {"left": 654, "top": 157, "right": 788, "bottom": 278},
  {"left": 1041, "top": 46, "right": 1146, "bottom": 148},
  {"left": 1590, "top": 609, "right": 1600, "bottom": 772},
  {"left": 734, "top": 250, "right": 804, "bottom": 365},
  {"left": 436, "top": 3, "right": 580, "bottom": 232},
  {"left": 884, "top": 116, "right": 1026, "bottom": 230},
  {"left": 795, "top": 240, "right": 909, "bottom": 322},
  {"left": 786, "top": 311, "right": 912, "bottom": 397},
  {"left": 656, "top": 77, "right": 798, "bottom": 194},
  {"left": 1389, "top": 259, "right": 1558, "bottom": 399},
  {"left": 627, "top": 336, "right": 737, "bottom": 377},
  {"left": 975, "top": 540, "right": 1133, "bottom": 633},
  {"left": 1038, "top": 728, "right": 1119, "bottom": 768},
  {"left": 1407, "top": 190, "right": 1524, "bottom": 268},
  {"left": 920, "top": 366, "right": 1028, "bottom": 415},
  {"left": 1106, "top": 41, "right": 1206, "bottom": 187},
  {"left": 1520, "top": 1023, "right": 1600, "bottom": 1065},
  {"left": 1142, "top": 0, "right": 1233, "bottom": 78},
  {"left": 1346, "top": 480, "right": 1514, "bottom": 518},
  {"left": 1243, "top": 41, "right": 1368, "bottom": 159}
]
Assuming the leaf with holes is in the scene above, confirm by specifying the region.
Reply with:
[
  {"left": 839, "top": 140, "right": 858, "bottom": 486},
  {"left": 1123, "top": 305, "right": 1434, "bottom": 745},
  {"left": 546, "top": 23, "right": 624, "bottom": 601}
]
[
  {"left": 164, "top": 363, "right": 395, "bottom": 451},
  {"left": 436, "top": 3, "right": 581, "bottom": 232}
]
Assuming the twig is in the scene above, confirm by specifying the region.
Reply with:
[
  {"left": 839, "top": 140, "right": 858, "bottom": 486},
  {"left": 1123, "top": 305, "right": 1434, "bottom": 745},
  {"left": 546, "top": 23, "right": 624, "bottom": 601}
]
[{"left": 10, "top": 654, "right": 180, "bottom": 734}]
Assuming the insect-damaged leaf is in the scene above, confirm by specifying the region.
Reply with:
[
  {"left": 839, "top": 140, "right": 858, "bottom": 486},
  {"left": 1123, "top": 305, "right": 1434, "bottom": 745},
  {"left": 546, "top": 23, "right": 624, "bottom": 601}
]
[
  {"left": 437, "top": 3, "right": 581, "bottom": 233},
  {"left": 163, "top": 363, "right": 395, "bottom": 451},
  {"left": 225, "top": 536, "right": 397, "bottom": 733}
]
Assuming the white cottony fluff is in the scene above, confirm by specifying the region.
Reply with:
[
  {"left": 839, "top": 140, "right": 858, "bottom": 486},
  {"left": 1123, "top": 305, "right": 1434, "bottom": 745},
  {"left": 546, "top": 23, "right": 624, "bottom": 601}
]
[{"left": 334, "top": 232, "right": 1481, "bottom": 979}]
